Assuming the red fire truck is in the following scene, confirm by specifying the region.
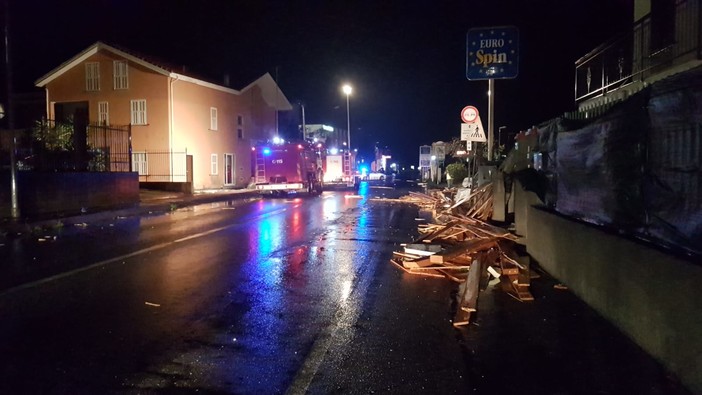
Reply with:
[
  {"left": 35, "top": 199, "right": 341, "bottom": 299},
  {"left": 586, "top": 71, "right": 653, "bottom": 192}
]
[
  {"left": 321, "top": 150, "right": 360, "bottom": 189},
  {"left": 252, "top": 140, "right": 324, "bottom": 195}
]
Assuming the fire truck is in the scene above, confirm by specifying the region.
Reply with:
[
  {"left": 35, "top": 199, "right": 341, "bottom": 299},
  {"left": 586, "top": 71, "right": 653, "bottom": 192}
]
[
  {"left": 321, "top": 150, "right": 360, "bottom": 189},
  {"left": 252, "top": 140, "right": 324, "bottom": 195}
]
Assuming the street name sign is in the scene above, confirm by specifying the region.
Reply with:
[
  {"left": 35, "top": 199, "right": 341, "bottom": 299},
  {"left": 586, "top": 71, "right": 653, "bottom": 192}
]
[{"left": 466, "top": 26, "right": 519, "bottom": 80}]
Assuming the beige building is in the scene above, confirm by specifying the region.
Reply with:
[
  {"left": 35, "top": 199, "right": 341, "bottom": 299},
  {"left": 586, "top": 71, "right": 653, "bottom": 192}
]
[{"left": 35, "top": 41, "right": 292, "bottom": 189}]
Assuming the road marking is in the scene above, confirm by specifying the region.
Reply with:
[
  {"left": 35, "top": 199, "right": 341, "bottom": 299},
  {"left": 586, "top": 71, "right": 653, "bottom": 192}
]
[
  {"left": 285, "top": 251, "right": 378, "bottom": 395},
  {"left": 0, "top": 206, "right": 289, "bottom": 298}
]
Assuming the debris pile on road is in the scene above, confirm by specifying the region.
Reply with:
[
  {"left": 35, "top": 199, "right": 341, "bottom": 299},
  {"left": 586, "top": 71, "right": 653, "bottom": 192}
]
[
  {"left": 375, "top": 187, "right": 532, "bottom": 327},
  {"left": 373, "top": 183, "right": 494, "bottom": 221}
]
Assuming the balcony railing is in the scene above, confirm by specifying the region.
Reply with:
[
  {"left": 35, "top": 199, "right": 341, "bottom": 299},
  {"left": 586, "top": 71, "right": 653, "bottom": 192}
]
[{"left": 575, "top": 0, "right": 701, "bottom": 104}]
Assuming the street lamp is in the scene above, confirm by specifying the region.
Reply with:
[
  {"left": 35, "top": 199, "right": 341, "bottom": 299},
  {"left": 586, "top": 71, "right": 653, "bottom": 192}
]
[
  {"left": 498, "top": 126, "right": 506, "bottom": 147},
  {"left": 342, "top": 84, "right": 352, "bottom": 151}
]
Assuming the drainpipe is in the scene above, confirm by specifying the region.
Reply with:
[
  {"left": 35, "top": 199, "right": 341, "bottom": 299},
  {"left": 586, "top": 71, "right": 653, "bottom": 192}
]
[
  {"left": 169, "top": 74, "right": 179, "bottom": 182},
  {"left": 44, "top": 87, "right": 49, "bottom": 120}
]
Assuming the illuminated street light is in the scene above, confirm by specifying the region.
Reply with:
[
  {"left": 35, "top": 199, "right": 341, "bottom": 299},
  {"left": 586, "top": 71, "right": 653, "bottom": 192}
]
[{"left": 342, "top": 84, "right": 352, "bottom": 151}]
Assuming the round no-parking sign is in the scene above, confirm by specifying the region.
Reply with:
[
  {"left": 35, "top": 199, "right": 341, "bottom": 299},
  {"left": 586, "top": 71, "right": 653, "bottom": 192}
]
[{"left": 461, "top": 106, "right": 479, "bottom": 123}]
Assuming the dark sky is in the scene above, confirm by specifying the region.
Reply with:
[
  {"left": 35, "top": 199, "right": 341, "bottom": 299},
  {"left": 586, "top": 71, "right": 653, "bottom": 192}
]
[{"left": 5, "top": 0, "right": 633, "bottom": 164}]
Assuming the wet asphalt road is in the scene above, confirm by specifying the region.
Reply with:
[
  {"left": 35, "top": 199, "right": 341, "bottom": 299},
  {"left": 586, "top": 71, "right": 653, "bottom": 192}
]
[{"left": 0, "top": 184, "right": 692, "bottom": 394}]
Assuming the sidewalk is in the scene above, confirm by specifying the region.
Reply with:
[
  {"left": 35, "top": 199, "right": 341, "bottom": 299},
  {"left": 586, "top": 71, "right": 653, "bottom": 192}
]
[{"left": 0, "top": 188, "right": 260, "bottom": 235}]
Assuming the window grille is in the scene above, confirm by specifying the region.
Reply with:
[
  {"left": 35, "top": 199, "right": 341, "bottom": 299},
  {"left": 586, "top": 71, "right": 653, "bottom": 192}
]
[
  {"left": 85, "top": 62, "right": 100, "bottom": 91},
  {"left": 130, "top": 100, "right": 147, "bottom": 125},
  {"left": 211, "top": 154, "right": 218, "bottom": 175},
  {"left": 98, "top": 101, "right": 109, "bottom": 125},
  {"left": 113, "top": 60, "right": 129, "bottom": 90},
  {"left": 210, "top": 107, "right": 218, "bottom": 130},
  {"left": 132, "top": 152, "right": 148, "bottom": 175}
]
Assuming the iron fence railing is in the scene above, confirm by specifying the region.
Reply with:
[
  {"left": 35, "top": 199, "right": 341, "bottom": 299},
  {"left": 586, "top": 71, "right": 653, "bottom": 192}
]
[
  {"left": 132, "top": 150, "right": 189, "bottom": 182},
  {"left": 14, "top": 120, "right": 132, "bottom": 172},
  {"left": 575, "top": 0, "right": 701, "bottom": 104}
]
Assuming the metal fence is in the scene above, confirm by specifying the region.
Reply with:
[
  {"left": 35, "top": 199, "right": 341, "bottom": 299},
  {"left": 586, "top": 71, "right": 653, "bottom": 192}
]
[
  {"left": 17, "top": 120, "right": 132, "bottom": 172},
  {"left": 575, "top": 0, "right": 701, "bottom": 103},
  {"left": 132, "top": 150, "right": 189, "bottom": 182}
]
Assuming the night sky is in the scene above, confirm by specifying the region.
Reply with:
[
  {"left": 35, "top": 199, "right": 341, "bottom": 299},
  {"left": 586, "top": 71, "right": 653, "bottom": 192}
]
[{"left": 5, "top": 0, "right": 632, "bottom": 164}]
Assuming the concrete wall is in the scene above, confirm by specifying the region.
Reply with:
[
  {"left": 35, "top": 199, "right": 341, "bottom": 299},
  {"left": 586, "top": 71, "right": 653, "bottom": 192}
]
[
  {"left": 0, "top": 171, "right": 139, "bottom": 219},
  {"left": 513, "top": 179, "right": 543, "bottom": 238},
  {"left": 522, "top": 204, "right": 702, "bottom": 394}
]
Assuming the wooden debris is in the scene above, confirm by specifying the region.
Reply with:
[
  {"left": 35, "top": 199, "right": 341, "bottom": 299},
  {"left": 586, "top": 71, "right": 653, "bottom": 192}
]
[{"left": 380, "top": 184, "right": 534, "bottom": 327}]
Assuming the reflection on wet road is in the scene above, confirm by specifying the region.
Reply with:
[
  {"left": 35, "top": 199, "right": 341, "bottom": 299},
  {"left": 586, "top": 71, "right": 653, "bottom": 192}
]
[
  {"left": 0, "top": 186, "right": 418, "bottom": 394},
  {"left": 1, "top": 184, "right": 689, "bottom": 394}
]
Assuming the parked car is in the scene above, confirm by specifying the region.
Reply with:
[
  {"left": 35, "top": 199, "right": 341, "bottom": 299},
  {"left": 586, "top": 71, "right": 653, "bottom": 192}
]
[{"left": 366, "top": 172, "right": 386, "bottom": 181}]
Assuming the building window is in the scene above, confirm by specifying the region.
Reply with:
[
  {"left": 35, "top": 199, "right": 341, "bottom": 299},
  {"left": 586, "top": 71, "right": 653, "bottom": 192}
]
[
  {"left": 98, "top": 101, "right": 109, "bottom": 125},
  {"left": 237, "top": 115, "right": 243, "bottom": 139},
  {"left": 85, "top": 62, "right": 100, "bottom": 91},
  {"left": 210, "top": 107, "right": 218, "bottom": 130},
  {"left": 210, "top": 154, "right": 218, "bottom": 175},
  {"left": 132, "top": 152, "right": 148, "bottom": 175},
  {"left": 113, "top": 60, "right": 128, "bottom": 90},
  {"left": 130, "top": 99, "right": 147, "bottom": 125}
]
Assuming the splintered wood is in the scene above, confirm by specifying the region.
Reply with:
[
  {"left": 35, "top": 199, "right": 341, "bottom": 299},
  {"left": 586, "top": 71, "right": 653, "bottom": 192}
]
[{"left": 381, "top": 186, "right": 533, "bottom": 328}]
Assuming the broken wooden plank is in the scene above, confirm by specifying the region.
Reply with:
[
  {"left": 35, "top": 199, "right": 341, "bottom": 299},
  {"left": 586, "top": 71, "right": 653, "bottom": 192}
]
[
  {"left": 458, "top": 256, "right": 483, "bottom": 313},
  {"left": 429, "top": 237, "right": 498, "bottom": 264},
  {"left": 389, "top": 259, "right": 444, "bottom": 278},
  {"left": 438, "top": 269, "right": 468, "bottom": 283},
  {"left": 413, "top": 220, "right": 460, "bottom": 243},
  {"left": 452, "top": 308, "right": 471, "bottom": 327}
]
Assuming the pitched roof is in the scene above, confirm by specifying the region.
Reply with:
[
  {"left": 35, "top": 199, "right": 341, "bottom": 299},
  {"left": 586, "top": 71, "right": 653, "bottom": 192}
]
[
  {"left": 34, "top": 41, "right": 293, "bottom": 110},
  {"left": 241, "top": 73, "right": 293, "bottom": 111},
  {"left": 35, "top": 41, "right": 170, "bottom": 87}
]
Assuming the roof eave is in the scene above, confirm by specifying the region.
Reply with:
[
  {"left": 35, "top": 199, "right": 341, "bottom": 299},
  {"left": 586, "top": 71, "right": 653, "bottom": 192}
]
[{"left": 35, "top": 41, "right": 172, "bottom": 87}]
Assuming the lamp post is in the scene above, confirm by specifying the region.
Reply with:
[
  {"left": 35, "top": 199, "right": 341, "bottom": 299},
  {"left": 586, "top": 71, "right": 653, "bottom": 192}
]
[
  {"left": 3, "top": 0, "right": 19, "bottom": 219},
  {"left": 498, "top": 125, "right": 506, "bottom": 158},
  {"left": 342, "top": 84, "right": 352, "bottom": 151}
]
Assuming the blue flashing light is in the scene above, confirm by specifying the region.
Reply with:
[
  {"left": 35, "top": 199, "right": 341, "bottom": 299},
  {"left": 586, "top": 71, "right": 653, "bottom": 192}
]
[
  {"left": 263, "top": 148, "right": 272, "bottom": 155},
  {"left": 329, "top": 148, "right": 339, "bottom": 155}
]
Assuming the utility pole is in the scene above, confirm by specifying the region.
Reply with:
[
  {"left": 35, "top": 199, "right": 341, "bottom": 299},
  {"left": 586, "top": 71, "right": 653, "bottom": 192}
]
[
  {"left": 487, "top": 78, "right": 494, "bottom": 161},
  {"left": 3, "top": 0, "right": 18, "bottom": 219},
  {"left": 300, "top": 102, "right": 306, "bottom": 140}
]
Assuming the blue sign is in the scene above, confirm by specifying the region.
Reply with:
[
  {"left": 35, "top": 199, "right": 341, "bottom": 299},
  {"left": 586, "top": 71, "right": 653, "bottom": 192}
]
[{"left": 466, "top": 26, "right": 519, "bottom": 80}]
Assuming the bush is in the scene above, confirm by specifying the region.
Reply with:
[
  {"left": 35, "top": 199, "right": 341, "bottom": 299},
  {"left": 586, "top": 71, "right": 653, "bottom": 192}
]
[{"left": 446, "top": 162, "right": 469, "bottom": 185}]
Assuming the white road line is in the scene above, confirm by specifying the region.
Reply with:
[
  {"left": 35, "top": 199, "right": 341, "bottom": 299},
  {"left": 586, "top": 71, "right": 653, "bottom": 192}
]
[
  {"left": 285, "top": 251, "right": 377, "bottom": 395},
  {"left": 0, "top": 207, "right": 289, "bottom": 298}
]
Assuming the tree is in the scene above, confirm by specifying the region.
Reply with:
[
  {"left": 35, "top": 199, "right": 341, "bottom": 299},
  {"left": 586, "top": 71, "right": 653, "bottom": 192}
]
[{"left": 445, "top": 137, "right": 466, "bottom": 157}]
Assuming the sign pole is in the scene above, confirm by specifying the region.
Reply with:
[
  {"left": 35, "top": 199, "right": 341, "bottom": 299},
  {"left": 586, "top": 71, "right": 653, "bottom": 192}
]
[
  {"left": 465, "top": 26, "right": 519, "bottom": 162},
  {"left": 487, "top": 78, "right": 495, "bottom": 161}
]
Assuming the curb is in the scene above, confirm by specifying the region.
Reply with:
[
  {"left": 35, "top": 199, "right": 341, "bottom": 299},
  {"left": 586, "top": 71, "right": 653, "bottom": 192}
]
[{"left": 0, "top": 189, "right": 261, "bottom": 236}]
